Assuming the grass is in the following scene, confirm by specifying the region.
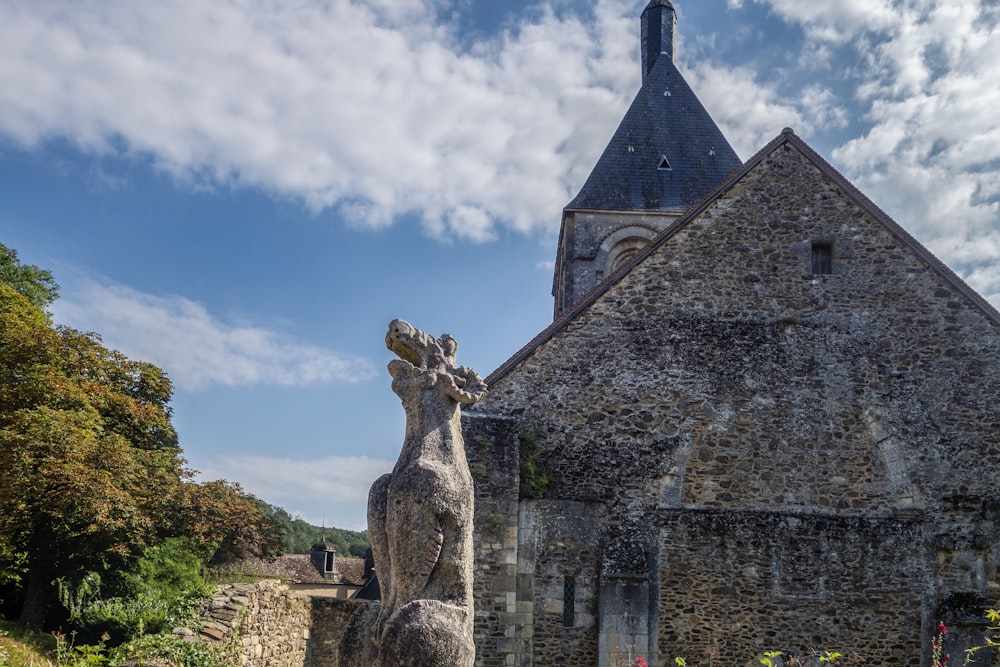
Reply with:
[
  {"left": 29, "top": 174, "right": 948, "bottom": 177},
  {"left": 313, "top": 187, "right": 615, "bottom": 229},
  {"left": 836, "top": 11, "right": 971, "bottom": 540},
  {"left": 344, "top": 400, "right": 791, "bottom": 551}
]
[{"left": 0, "top": 618, "right": 57, "bottom": 667}]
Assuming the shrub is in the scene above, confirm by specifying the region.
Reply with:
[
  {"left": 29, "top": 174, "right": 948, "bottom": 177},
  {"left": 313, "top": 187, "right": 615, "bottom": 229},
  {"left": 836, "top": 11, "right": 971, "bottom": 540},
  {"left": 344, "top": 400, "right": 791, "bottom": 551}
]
[{"left": 112, "top": 633, "right": 229, "bottom": 667}]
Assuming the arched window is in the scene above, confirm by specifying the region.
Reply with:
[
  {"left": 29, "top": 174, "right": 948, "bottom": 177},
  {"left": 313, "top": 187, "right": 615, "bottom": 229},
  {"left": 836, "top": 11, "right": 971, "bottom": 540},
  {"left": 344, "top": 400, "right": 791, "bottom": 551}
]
[{"left": 597, "top": 225, "right": 660, "bottom": 279}]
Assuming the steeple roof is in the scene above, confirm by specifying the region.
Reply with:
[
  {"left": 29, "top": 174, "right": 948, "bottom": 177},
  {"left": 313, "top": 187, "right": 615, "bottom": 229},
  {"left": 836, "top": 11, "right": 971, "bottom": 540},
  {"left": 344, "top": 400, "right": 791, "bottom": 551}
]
[{"left": 566, "top": 2, "right": 741, "bottom": 213}]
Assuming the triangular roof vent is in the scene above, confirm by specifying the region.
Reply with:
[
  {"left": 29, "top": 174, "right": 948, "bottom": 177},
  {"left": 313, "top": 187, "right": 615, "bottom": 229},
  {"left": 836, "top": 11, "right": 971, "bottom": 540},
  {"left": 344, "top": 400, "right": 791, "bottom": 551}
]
[{"left": 658, "top": 155, "right": 672, "bottom": 170}]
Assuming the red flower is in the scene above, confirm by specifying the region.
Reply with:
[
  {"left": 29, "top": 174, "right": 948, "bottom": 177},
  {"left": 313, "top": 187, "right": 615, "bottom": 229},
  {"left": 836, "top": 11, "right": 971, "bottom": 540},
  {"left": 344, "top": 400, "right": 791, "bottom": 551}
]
[
  {"left": 636, "top": 659, "right": 648, "bottom": 667},
  {"left": 937, "top": 624, "right": 948, "bottom": 633}
]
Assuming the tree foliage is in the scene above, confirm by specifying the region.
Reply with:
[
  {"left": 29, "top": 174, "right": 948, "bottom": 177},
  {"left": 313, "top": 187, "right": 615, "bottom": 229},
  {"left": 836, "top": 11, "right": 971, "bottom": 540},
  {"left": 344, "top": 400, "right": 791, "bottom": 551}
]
[
  {"left": 0, "top": 285, "right": 186, "bottom": 626},
  {"left": 0, "top": 267, "right": 279, "bottom": 627},
  {"left": 0, "top": 242, "right": 59, "bottom": 312},
  {"left": 264, "top": 505, "right": 369, "bottom": 557},
  {"left": 166, "top": 481, "right": 283, "bottom": 564}
]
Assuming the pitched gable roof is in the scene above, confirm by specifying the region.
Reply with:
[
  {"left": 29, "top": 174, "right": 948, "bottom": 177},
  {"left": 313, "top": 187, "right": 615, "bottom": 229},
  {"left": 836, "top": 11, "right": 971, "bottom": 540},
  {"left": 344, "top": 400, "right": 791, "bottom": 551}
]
[
  {"left": 208, "top": 555, "right": 368, "bottom": 586},
  {"left": 565, "top": 47, "right": 741, "bottom": 213},
  {"left": 489, "top": 129, "right": 1000, "bottom": 386}
]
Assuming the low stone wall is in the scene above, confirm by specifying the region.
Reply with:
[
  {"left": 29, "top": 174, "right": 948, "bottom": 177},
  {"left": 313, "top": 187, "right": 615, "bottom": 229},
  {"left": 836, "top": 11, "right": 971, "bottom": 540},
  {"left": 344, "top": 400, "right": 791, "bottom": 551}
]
[
  {"left": 182, "top": 581, "right": 365, "bottom": 667},
  {"left": 308, "top": 598, "right": 369, "bottom": 667},
  {"left": 189, "top": 582, "right": 311, "bottom": 666}
]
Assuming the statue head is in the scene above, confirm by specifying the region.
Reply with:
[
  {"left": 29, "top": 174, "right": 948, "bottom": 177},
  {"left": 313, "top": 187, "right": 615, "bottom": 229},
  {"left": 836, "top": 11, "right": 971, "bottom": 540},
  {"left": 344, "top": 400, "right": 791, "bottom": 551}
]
[{"left": 386, "top": 319, "right": 458, "bottom": 369}]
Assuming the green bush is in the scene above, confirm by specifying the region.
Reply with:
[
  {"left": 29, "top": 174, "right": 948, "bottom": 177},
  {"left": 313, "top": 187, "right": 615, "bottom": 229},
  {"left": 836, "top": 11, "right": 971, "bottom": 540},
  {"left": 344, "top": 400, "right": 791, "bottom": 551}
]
[
  {"left": 519, "top": 429, "right": 550, "bottom": 499},
  {"left": 79, "top": 595, "right": 173, "bottom": 640},
  {"left": 58, "top": 538, "right": 213, "bottom": 643},
  {"left": 112, "top": 633, "right": 229, "bottom": 667},
  {"left": 117, "top": 538, "right": 213, "bottom": 604}
]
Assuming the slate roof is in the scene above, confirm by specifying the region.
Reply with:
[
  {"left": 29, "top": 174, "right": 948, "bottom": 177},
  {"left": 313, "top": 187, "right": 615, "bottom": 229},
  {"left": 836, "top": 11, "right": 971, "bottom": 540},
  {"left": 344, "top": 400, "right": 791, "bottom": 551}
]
[
  {"left": 489, "top": 129, "right": 1000, "bottom": 386},
  {"left": 209, "top": 555, "right": 368, "bottom": 586},
  {"left": 566, "top": 41, "right": 741, "bottom": 213}
]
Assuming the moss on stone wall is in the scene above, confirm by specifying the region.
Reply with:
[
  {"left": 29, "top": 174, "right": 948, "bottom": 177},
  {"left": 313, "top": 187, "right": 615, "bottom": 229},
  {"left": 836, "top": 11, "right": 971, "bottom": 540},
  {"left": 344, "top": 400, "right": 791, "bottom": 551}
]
[{"left": 518, "top": 429, "right": 549, "bottom": 499}]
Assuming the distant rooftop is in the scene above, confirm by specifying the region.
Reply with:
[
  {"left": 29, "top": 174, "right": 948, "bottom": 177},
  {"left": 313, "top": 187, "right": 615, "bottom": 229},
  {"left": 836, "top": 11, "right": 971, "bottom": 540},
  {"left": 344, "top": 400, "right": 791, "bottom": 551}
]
[{"left": 209, "top": 555, "right": 367, "bottom": 586}]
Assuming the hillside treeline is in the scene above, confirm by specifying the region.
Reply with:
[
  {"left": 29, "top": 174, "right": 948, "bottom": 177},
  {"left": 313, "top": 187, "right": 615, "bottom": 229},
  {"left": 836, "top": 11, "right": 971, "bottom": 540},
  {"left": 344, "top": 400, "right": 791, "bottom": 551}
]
[{"left": 265, "top": 506, "right": 369, "bottom": 557}]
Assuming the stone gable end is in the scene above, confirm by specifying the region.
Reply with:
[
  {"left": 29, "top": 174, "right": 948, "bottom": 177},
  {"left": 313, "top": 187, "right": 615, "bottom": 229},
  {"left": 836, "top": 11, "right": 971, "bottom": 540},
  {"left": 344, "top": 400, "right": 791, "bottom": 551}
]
[
  {"left": 477, "top": 139, "right": 1000, "bottom": 513},
  {"left": 464, "top": 136, "right": 1000, "bottom": 666}
]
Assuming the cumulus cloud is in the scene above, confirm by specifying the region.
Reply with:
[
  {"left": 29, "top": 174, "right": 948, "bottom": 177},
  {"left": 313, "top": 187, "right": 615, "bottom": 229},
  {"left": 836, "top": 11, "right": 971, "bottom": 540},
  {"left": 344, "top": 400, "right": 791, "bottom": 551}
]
[
  {"left": 0, "top": 0, "right": 638, "bottom": 239},
  {"left": 52, "top": 278, "right": 376, "bottom": 391},
  {"left": 196, "top": 454, "right": 394, "bottom": 529},
  {"left": 685, "top": 62, "right": 810, "bottom": 157},
  {"left": 753, "top": 0, "right": 900, "bottom": 43},
  {"left": 1, "top": 0, "right": 997, "bottom": 304}
]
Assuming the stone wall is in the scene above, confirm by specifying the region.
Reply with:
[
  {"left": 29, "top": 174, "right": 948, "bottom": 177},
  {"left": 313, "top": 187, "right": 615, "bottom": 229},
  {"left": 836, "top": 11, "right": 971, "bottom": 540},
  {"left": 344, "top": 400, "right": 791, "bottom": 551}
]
[
  {"left": 193, "top": 582, "right": 311, "bottom": 667},
  {"left": 657, "top": 510, "right": 924, "bottom": 666},
  {"left": 463, "top": 414, "right": 524, "bottom": 667},
  {"left": 185, "top": 582, "right": 361, "bottom": 667},
  {"left": 554, "top": 212, "right": 675, "bottom": 318},
  {"left": 309, "top": 598, "right": 367, "bottom": 667},
  {"left": 464, "top": 140, "right": 1000, "bottom": 666}
]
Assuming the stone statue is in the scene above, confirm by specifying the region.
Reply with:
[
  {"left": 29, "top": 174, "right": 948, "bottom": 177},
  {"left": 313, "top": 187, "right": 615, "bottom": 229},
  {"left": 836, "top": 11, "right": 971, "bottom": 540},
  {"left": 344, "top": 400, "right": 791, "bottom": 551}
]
[{"left": 339, "top": 319, "right": 487, "bottom": 667}]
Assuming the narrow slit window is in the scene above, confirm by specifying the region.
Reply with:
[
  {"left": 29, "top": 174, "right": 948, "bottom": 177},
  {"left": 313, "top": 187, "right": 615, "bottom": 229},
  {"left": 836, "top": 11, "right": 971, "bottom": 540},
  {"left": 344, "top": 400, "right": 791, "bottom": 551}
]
[
  {"left": 811, "top": 241, "right": 833, "bottom": 275},
  {"left": 324, "top": 551, "right": 335, "bottom": 573},
  {"left": 658, "top": 155, "right": 672, "bottom": 170},
  {"left": 563, "top": 575, "right": 576, "bottom": 628}
]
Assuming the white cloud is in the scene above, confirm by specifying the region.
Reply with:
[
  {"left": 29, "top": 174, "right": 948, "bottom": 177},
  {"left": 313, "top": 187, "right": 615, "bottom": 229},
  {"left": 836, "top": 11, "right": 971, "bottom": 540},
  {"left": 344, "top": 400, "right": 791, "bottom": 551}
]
[
  {"left": 0, "top": 0, "right": 638, "bottom": 240},
  {"left": 2, "top": 0, "right": 998, "bottom": 306},
  {"left": 753, "top": 0, "right": 899, "bottom": 43},
  {"left": 685, "top": 62, "right": 809, "bottom": 157},
  {"left": 196, "top": 454, "right": 394, "bottom": 530},
  {"left": 52, "top": 278, "right": 377, "bottom": 391}
]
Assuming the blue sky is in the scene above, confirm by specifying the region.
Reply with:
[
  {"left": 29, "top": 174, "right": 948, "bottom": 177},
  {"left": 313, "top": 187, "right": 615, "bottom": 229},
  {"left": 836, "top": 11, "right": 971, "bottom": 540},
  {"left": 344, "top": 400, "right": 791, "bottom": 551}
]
[{"left": 1, "top": 0, "right": 998, "bottom": 530}]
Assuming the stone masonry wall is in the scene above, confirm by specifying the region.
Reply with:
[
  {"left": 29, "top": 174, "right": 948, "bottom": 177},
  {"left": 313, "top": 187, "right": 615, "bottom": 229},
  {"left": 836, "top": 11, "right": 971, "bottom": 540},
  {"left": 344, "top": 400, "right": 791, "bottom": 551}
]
[
  {"left": 657, "top": 510, "right": 925, "bottom": 666},
  {"left": 185, "top": 582, "right": 360, "bottom": 667},
  {"left": 308, "top": 598, "right": 366, "bottom": 667},
  {"left": 466, "top": 140, "right": 1000, "bottom": 666},
  {"left": 463, "top": 414, "right": 524, "bottom": 667},
  {"left": 192, "top": 582, "right": 310, "bottom": 667}
]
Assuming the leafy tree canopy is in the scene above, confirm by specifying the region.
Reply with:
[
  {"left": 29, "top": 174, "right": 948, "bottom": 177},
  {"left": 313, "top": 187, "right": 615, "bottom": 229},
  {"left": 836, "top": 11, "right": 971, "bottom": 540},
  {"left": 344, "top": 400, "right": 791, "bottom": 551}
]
[
  {"left": 0, "top": 270, "right": 278, "bottom": 628},
  {"left": 0, "top": 285, "right": 183, "bottom": 626},
  {"left": 0, "top": 242, "right": 59, "bottom": 312}
]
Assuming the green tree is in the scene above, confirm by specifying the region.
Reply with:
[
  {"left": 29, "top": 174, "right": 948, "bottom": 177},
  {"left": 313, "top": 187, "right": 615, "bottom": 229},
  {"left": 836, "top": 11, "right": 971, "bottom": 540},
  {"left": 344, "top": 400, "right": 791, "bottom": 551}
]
[
  {"left": 0, "top": 283, "right": 280, "bottom": 627},
  {"left": 0, "top": 247, "right": 282, "bottom": 628},
  {"left": 262, "top": 504, "right": 369, "bottom": 555},
  {"left": 166, "top": 480, "right": 283, "bottom": 565},
  {"left": 0, "top": 242, "right": 59, "bottom": 311},
  {"left": 0, "top": 285, "right": 184, "bottom": 627}
]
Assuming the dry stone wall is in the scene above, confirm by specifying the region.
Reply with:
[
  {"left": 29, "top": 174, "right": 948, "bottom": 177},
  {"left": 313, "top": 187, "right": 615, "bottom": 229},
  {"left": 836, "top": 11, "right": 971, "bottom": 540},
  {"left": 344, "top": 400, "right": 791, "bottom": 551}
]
[
  {"left": 309, "top": 598, "right": 367, "bottom": 667},
  {"left": 191, "top": 582, "right": 310, "bottom": 667},
  {"left": 184, "top": 582, "right": 361, "bottom": 667}
]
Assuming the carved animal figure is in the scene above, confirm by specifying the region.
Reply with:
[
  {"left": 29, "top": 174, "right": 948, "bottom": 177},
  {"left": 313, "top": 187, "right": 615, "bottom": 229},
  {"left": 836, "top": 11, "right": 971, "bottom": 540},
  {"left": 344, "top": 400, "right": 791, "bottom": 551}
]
[{"left": 340, "top": 319, "right": 487, "bottom": 667}]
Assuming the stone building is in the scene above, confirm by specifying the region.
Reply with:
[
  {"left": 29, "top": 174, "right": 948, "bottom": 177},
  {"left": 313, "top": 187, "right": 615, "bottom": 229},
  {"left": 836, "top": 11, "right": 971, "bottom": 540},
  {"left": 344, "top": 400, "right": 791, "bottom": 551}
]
[{"left": 463, "top": 2, "right": 1000, "bottom": 666}]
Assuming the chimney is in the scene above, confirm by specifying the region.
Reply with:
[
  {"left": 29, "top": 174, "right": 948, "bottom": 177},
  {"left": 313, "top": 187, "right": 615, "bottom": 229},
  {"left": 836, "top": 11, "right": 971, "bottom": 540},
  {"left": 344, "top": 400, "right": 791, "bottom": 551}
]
[{"left": 641, "top": 0, "right": 676, "bottom": 83}]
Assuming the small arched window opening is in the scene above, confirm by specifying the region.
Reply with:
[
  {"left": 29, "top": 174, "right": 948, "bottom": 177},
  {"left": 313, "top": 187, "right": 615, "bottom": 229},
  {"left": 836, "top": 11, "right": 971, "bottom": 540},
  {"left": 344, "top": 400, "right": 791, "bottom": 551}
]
[{"left": 610, "top": 248, "right": 641, "bottom": 273}]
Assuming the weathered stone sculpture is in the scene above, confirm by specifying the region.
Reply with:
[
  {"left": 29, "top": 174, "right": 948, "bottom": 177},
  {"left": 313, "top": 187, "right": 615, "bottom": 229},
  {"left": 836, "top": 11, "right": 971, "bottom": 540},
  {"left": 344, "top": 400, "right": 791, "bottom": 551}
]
[{"left": 340, "top": 319, "right": 487, "bottom": 667}]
